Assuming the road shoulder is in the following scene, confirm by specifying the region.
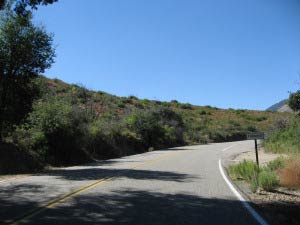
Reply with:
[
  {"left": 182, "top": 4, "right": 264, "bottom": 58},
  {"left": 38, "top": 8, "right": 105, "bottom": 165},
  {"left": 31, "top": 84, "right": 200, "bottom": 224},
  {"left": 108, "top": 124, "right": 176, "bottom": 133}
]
[{"left": 225, "top": 149, "right": 300, "bottom": 225}]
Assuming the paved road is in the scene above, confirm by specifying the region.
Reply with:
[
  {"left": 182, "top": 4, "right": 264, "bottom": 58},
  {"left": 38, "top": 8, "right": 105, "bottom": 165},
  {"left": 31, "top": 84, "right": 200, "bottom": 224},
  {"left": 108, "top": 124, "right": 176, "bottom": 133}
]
[{"left": 0, "top": 141, "right": 266, "bottom": 225}]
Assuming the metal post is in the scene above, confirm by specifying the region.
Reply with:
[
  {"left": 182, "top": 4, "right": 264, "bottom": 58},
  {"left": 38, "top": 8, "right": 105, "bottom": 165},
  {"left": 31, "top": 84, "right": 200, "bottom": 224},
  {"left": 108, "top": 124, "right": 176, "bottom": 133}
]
[{"left": 255, "top": 139, "right": 259, "bottom": 167}]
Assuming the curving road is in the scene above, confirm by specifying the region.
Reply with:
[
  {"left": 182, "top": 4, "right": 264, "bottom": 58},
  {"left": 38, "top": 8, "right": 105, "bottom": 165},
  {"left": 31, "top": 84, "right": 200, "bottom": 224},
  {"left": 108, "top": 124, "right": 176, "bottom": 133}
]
[{"left": 0, "top": 140, "right": 268, "bottom": 225}]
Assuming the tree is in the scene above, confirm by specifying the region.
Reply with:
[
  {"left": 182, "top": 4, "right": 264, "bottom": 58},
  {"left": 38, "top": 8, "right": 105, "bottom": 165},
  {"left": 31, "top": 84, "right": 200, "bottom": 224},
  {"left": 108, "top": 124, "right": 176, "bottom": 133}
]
[
  {"left": 0, "top": 0, "right": 58, "bottom": 16},
  {"left": 288, "top": 90, "right": 300, "bottom": 113},
  {"left": 0, "top": 0, "right": 5, "bottom": 10},
  {"left": 125, "top": 108, "right": 184, "bottom": 148},
  {"left": 0, "top": 10, "right": 55, "bottom": 141}
]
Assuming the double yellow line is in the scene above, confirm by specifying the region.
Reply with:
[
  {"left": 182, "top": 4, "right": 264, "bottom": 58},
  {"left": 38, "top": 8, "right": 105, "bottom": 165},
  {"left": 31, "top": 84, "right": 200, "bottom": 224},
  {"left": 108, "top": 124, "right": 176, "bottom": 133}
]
[{"left": 5, "top": 151, "right": 181, "bottom": 225}]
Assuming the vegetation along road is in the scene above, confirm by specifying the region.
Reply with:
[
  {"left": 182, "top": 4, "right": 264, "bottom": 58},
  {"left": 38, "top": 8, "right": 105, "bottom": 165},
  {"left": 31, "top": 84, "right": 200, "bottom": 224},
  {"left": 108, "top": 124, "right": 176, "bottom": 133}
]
[{"left": 0, "top": 140, "right": 269, "bottom": 225}]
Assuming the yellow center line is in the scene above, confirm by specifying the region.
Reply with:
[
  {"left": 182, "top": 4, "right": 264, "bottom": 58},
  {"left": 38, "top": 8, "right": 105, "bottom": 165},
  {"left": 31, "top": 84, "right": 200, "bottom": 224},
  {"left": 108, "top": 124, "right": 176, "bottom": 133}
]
[{"left": 6, "top": 150, "right": 181, "bottom": 225}]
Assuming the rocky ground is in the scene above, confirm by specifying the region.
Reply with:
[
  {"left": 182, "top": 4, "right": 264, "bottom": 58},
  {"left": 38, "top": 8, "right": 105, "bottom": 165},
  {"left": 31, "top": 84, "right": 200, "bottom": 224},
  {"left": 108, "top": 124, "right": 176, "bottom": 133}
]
[{"left": 251, "top": 188, "right": 300, "bottom": 225}]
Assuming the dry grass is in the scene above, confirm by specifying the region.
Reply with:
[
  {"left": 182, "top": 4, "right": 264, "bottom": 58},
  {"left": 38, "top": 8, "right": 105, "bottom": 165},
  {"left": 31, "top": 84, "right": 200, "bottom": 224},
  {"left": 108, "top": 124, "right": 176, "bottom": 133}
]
[{"left": 279, "top": 158, "right": 300, "bottom": 188}]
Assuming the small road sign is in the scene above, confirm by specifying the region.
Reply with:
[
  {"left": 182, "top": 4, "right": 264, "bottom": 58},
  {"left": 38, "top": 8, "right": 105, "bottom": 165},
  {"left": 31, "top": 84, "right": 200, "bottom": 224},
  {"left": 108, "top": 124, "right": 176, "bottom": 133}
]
[
  {"left": 247, "top": 132, "right": 265, "bottom": 167},
  {"left": 247, "top": 132, "right": 265, "bottom": 140}
]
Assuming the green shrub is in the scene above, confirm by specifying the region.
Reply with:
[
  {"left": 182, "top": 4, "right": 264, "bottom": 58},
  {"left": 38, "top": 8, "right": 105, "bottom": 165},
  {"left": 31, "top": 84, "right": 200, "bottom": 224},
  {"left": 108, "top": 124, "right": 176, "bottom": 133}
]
[
  {"left": 229, "top": 159, "right": 281, "bottom": 192},
  {"left": 247, "top": 126, "right": 257, "bottom": 132},
  {"left": 258, "top": 171, "right": 279, "bottom": 191},
  {"left": 266, "top": 157, "right": 285, "bottom": 171},
  {"left": 13, "top": 97, "right": 91, "bottom": 165},
  {"left": 199, "top": 110, "right": 207, "bottom": 115},
  {"left": 124, "top": 108, "right": 184, "bottom": 148},
  {"left": 265, "top": 117, "right": 300, "bottom": 154},
  {"left": 97, "top": 91, "right": 105, "bottom": 95},
  {"left": 179, "top": 103, "right": 193, "bottom": 110},
  {"left": 73, "top": 85, "right": 91, "bottom": 103},
  {"left": 117, "top": 102, "right": 126, "bottom": 108},
  {"left": 255, "top": 116, "right": 267, "bottom": 122},
  {"left": 250, "top": 177, "right": 259, "bottom": 193},
  {"left": 134, "top": 102, "right": 144, "bottom": 109},
  {"left": 129, "top": 95, "right": 138, "bottom": 100},
  {"left": 12, "top": 126, "right": 47, "bottom": 156},
  {"left": 229, "top": 120, "right": 241, "bottom": 127},
  {"left": 56, "top": 85, "right": 67, "bottom": 93},
  {"left": 121, "top": 97, "right": 132, "bottom": 104},
  {"left": 235, "top": 109, "right": 246, "bottom": 115},
  {"left": 288, "top": 90, "right": 300, "bottom": 112},
  {"left": 139, "top": 99, "right": 151, "bottom": 109},
  {"left": 53, "top": 78, "right": 61, "bottom": 83},
  {"left": 125, "top": 111, "right": 165, "bottom": 148},
  {"left": 229, "top": 160, "right": 260, "bottom": 182},
  {"left": 154, "top": 100, "right": 162, "bottom": 105},
  {"left": 87, "top": 118, "right": 139, "bottom": 158},
  {"left": 161, "top": 102, "right": 170, "bottom": 107}
]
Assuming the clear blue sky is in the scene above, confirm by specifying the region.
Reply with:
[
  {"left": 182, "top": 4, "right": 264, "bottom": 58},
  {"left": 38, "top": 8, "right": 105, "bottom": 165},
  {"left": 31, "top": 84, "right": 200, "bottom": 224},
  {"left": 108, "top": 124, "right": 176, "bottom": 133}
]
[{"left": 34, "top": 0, "right": 300, "bottom": 110}]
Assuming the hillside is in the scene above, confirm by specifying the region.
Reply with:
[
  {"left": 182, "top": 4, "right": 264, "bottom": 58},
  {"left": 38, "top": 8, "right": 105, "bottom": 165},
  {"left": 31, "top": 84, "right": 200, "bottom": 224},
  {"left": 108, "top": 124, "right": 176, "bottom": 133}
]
[
  {"left": 46, "top": 77, "right": 291, "bottom": 137},
  {"left": 267, "top": 99, "right": 292, "bottom": 112},
  {"left": 44, "top": 77, "right": 293, "bottom": 144},
  {"left": 0, "top": 76, "right": 292, "bottom": 174}
]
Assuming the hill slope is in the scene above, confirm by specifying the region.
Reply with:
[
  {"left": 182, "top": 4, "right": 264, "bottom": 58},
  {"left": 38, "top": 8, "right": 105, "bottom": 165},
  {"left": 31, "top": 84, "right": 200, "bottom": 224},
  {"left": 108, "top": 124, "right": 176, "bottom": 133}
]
[
  {"left": 0, "top": 76, "right": 293, "bottom": 174},
  {"left": 44, "top": 77, "right": 293, "bottom": 143}
]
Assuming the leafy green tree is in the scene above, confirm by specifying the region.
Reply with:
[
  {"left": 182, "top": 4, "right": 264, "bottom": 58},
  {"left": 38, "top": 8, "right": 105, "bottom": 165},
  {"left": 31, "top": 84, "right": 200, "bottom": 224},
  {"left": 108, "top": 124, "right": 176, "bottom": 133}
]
[
  {"left": 13, "top": 96, "right": 91, "bottom": 165},
  {"left": 0, "top": 0, "right": 5, "bottom": 9},
  {"left": 0, "top": 0, "right": 58, "bottom": 15},
  {"left": 125, "top": 108, "right": 184, "bottom": 148},
  {"left": 0, "top": 10, "right": 55, "bottom": 141},
  {"left": 125, "top": 111, "right": 164, "bottom": 148},
  {"left": 288, "top": 90, "right": 300, "bottom": 113}
]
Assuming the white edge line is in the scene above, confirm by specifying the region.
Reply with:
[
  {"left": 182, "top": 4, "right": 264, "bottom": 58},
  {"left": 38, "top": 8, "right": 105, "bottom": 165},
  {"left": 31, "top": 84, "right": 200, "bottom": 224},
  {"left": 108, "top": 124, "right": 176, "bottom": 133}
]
[
  {"left": 218, "top": 159, "right": 269, "bottom": 225},
  {"left": 221, "top": 144, "right": 237, "bottom": 152}
]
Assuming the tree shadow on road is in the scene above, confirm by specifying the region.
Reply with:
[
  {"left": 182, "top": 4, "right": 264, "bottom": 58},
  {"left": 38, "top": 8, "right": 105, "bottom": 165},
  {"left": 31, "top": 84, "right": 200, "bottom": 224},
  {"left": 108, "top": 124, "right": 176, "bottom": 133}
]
[
  {"left": 0, "top": 169, "right": 198, "bottom": 223},
  {"left": 0, "top": 184, "right": 43, "bottom": 224},
  {"left": 253, "top": 198, "right": 300, "bottom": 225},
  {"left": 29, "top": 189, "right": 259, "bottom": 225},
  {"left": 41, "top": 167, "right": 198, "bottom": 182},
  {"left": 2, "top": 186, "right": 297, "bottom": 225}
]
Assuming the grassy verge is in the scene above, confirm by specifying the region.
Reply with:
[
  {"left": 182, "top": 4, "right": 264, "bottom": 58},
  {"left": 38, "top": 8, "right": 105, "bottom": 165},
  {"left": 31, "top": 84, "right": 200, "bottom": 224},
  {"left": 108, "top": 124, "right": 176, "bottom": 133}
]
[
  {"left": 229, "top": 157, "right": 300, "bottom": 192},
  {"left": 229, "top": 158, "right": 284, "bottom": 192}
]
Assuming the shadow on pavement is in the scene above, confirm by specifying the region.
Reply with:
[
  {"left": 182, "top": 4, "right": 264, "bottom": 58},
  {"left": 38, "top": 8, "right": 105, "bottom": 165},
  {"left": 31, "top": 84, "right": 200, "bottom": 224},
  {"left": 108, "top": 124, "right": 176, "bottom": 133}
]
[
  {"left": 1, "top": 185, "right": 296, "bottom": 225},
  {"left": 0, "top": 183, "right": 44, "bottom": 195},
  {"left": 253, "top": 199, "right": 300, "bottom": 225},
  {"left": 0, "top": 184, "right": 43, "bottom": 224},
  {"left": 0, "top": 169, "right": 197, "bottom": 223},
  {"left": 42, "top": 168, "right": 197, "bottom": 182},
  {"left": 27, "top": 189, "right": 259, "bottom": 225}
]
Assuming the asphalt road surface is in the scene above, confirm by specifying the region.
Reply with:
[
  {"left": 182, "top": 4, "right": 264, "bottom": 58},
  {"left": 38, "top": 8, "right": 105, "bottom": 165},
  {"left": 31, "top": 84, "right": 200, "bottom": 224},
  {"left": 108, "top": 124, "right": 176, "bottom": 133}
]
[{"left": 0, "top": 140, "right": 268, "bottom": 225}]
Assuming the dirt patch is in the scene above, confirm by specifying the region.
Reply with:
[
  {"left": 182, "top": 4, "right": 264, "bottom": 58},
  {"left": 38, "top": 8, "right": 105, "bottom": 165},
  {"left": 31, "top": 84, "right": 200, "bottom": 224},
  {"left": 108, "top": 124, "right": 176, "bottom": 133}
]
[{"left": 232, "top": 149, "right": 287, "bottom": 166}]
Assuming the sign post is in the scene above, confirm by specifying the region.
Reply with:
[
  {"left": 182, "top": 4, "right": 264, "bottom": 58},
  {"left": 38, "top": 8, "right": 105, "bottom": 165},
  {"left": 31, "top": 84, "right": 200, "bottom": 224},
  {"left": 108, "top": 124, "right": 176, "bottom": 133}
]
[
  {"left": 255, "top": 139, "right": 259, "bottom": 166},
  {"left": 247, "top": 132, "right": 265, "bottom": 167}
]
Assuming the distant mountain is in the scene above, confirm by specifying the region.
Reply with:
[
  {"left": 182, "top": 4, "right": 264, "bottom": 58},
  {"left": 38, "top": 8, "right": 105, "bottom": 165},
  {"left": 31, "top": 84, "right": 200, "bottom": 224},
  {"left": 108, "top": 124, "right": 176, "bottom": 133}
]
[{"left": 267, "top": 99, "right": 293, "bottom": 112}]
